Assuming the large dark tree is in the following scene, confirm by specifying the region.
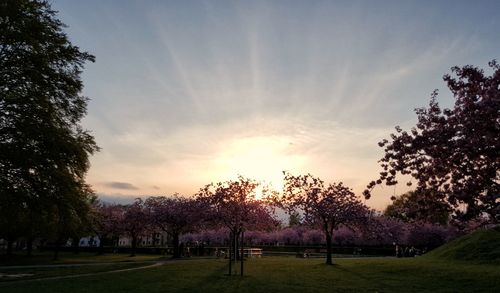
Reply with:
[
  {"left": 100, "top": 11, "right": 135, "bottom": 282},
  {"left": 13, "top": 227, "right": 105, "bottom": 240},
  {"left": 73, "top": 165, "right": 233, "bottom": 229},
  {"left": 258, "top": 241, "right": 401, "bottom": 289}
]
[
  {"left": 384, "top": 191, "right": 450, "bottom": 225},
  {"left": 272, "top": 173, "right": 369, "bottom": 265},
  {"left": 365, "top": 61, "right": 499, "bottom": 223},
  {"left": 0, "top": 0, "right": 98, "bottom": 255}
]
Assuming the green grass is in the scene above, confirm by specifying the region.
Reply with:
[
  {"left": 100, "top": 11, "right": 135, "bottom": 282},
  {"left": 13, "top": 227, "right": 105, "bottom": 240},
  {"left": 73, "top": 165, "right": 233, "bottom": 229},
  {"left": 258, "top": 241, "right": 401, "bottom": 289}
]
[
  {"left": 0, "top": 252, "right": 165, "bottom": 266},
  {"left": 425, "top": 226, "right": 500, "bottom": 264},
  {"left": 0, "top": 252, "right": 165, "bottom": 282},
  {"left": 0, "top": 257, "right": 498, "bottom": 292},
  {"left": 0, "top": 262, "right": 149, "bottom": 282}
]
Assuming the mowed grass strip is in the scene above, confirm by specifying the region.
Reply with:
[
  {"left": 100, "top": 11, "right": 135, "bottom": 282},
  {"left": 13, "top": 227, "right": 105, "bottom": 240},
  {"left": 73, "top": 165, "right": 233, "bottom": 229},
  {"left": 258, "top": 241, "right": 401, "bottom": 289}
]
[
  {"left": 1, "top": 256, "right": 499, "bottom": 293},
  {"left": 0, "top": 252, "right": 164, "bottom": 266},
  {"left": 0, "top": 262, "right": 151, "bottom": 282}
]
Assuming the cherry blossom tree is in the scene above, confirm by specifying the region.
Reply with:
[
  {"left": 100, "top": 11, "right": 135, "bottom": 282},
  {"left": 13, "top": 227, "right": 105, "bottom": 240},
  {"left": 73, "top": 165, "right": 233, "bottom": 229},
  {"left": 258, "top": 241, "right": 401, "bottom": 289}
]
[
  {"left": 91, "top": 202, "right": 124, "bottom": 254},
  {"left": 197, "top": 176, "right": 277, "bottom": 275},
  {"left": 277, "top": 227, "right": 301, "bottom": 245},
  {"left": 332, "top": 226, "right": 357, "bottom": 246},
  {"left": 303, "top": 229, "right": 325, "bottom": 245},
  {"left": 361, "top": 215, "right": 410, "bottom": 247},
  {"left": 145, "top": 195, "right": 206, "bottom": 258},
  {"left": 122, "top": 199, "right": 149, "bottom": 257},
  {"left": 271, "top": 173, "right": 369, "bottom": 265},
  {"left": 182, "top": 228, "right": 230, "bottom": 246},
  {"left": 365, "top": 61, "right": 500, "bottom": 223},
  {"left": 406, "top": 222, "right": 456, "bottom": 248}
]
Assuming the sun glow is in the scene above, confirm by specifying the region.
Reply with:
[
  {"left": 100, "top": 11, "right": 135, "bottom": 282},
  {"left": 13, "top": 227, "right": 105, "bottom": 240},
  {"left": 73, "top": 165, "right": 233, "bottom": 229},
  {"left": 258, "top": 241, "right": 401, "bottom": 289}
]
[{"left": 210, "top": 135, "right": 304, "bottom": 193}]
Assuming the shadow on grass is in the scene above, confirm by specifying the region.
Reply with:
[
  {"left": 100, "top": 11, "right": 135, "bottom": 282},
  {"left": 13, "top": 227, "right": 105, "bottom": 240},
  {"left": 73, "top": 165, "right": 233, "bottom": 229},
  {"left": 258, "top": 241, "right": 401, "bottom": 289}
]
[
  {"left": 314, "top": 260, "right": 395, "bottom": 291},
  {"left": 190, "top": 260, "right": 246, "bottom": 291}
]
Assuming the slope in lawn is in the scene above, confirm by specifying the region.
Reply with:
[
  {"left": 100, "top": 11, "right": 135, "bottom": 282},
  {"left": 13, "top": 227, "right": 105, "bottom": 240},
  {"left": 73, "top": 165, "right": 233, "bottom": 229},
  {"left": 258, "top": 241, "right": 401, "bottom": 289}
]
[{"left": 425, "top": 226, "right": 500, "bottom": 263}]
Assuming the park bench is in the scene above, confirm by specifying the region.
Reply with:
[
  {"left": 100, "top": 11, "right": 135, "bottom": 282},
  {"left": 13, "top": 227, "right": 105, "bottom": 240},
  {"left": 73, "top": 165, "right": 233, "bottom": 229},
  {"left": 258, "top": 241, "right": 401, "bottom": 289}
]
[
  {"left": 244, "top": 248, "right": 263, "bottom": 258},
  {"left": 216, "top": 247, "right": 262, "bottom": 258}
]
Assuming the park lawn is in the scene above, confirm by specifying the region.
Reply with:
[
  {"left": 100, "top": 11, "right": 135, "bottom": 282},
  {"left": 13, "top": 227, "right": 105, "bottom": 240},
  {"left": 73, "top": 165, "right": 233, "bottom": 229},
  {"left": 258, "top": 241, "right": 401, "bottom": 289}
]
[
  {"left": 0, "top": 252, "right": 165, "bottom": 266},
  {"left": 0, "top": 256, "right": 498, "bottom": 293},
  {"left": 0, "top": 262, "right": 150, "bottom": 282}
]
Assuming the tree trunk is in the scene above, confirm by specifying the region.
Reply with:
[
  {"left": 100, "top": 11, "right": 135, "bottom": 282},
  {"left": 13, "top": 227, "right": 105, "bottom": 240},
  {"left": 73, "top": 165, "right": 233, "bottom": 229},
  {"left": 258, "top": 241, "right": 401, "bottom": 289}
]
[
  {"left": 53, "top": 239, "right": 60, "bottom": 260},
  {"left": 26, "top": 238, "right": 33, "bottom": 257},
  {"left": 240, "top": 230, "right": 244, "bottom": 276},
  {"left": 98, "top": 236, "right": 105, "bottom": 255},
  {"left": 228, "top": 231, "right": 232, "bottom": 276},
  {"left": 172, "top": 233, "right": 180, "bottom": 258},
  {"left": 72, "top": 237, "right": 80, "bottom": 254},
  {"left": 325, "top": 233, "right": 333, "bottom": 265},
  {"left": 6, "top": 239, "right": 13, "bottom": 257},
  {"left": 235, "top": 231, "right": 240, "bottom": 261},
  {"left": 131, "top": 236, "right": 137, "bottom": 257}
]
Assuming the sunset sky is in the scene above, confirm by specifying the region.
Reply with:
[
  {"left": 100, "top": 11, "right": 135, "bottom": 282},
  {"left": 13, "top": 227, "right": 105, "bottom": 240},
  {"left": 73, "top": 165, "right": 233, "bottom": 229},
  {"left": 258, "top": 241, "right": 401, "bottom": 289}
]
[{"left": 54, "top": 0, "right": 499, "bottom": 210}]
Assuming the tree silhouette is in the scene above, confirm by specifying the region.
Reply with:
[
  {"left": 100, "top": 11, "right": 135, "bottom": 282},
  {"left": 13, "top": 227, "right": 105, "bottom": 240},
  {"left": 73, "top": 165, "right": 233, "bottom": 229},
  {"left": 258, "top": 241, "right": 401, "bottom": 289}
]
[
  {"left": 384, "top": 191, "right": 450, "bottom": 225},
  {"left": 197, "top": 176, "right": 277, "bottom": 275},
  {"left": 365, "top": 61, "right": 499, "bottom": 223},
  {"left": 271, "top": 173, "right": 369, "bottom": 265},
  {"left": 122, "top": 199, "right": 149, "bottom": 257},
  {"left": 0, "top": 0, "right": 98, "bottom": 255},
  {"left": 91, "top": 202, "right": 124, "bottom": 255},
  {"left": 145, "top": 195, "right": 206, "bottom": 258}
]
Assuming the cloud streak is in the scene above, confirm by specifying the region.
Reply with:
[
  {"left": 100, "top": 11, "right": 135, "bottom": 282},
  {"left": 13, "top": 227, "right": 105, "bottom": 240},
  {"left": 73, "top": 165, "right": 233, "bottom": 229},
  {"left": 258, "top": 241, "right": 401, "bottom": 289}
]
[
  {"left": 103, "top": 181, "right": 139, "bottom": 191},
  {"left": 55, "top": 1, "right": 500, "bottom": 211}
]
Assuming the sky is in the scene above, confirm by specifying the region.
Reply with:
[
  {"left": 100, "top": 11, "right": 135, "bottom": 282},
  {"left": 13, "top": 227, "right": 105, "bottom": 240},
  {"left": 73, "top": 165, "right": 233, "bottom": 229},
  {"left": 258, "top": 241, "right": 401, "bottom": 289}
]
[{"left": 53, "top": 0, "right": 500, "bottom": 210}]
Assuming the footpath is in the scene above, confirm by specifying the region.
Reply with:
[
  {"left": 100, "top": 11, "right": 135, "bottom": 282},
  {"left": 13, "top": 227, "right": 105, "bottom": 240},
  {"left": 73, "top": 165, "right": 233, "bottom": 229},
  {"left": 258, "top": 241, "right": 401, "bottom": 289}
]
[{"left": 0, "top": 260, "right": 170, "bottom": 284}]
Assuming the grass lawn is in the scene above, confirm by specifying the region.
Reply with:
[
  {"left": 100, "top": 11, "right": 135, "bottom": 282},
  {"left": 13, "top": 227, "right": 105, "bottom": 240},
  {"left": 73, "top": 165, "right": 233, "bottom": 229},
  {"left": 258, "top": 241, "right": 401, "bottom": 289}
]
[
  {"left": 0, "top": 262, "right": 150, "bottom": 282},
  {"left": 426, "top": 226, "right": 500, "bottom": 264},
  {"left": 0, "top": 256, "right": 498, "bottom": 292},
  {"left": 0, "top": 252, "right": 165, "bottom": 266}
]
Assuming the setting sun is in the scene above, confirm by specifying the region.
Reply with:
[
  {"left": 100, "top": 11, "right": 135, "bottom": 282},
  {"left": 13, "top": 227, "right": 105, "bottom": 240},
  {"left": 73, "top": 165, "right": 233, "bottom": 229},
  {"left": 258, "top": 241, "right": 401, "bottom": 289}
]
[{"left": 210, "top": 135, "right": 303, "bottom": 192}]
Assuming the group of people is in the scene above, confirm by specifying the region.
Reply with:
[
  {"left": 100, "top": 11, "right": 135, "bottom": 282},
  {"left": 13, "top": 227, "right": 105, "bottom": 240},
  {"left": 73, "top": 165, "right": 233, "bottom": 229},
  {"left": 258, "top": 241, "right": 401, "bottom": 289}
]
[{"left": 395, "top": 245, "right": 425, "bottom": 257}]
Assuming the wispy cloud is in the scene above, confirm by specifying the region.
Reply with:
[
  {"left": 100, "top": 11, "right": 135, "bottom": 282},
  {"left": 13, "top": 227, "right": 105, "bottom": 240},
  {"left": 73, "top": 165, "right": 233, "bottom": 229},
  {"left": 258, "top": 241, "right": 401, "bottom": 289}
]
[
  {"left": 56, "top": 0, "right": 500, "bottom": 211},
  {"left": 103, "top": 181, "right": 139, "bottom": 190}
]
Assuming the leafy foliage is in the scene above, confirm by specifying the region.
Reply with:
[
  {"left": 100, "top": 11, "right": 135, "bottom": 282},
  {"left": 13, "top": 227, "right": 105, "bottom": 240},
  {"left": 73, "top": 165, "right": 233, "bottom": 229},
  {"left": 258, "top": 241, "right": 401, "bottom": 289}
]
[
  {"left": 197, "top": 176, "right": 277, "bottom": 233},
  {"left": 0, "top": 0, "right": 98, "bottom": 253},
  {"left": 121, "top": 199, "right": 149, "bottom": 256},
  {"left": 384, "top": 191, "right": 450, "bottom": 224},
  {"left": 197, "top": 176, "right": 277, "bottom": 275},
  {"left": 271, "top": 172, "right": 369, "bottom": 264},
  {"left": 145, "top": 195, "right": 206, "bottom": 258},
  {"left": 91, "top": 201, "right": 124, "bottom": 253},
  {"left": 365, "top": 61, "right": 500, "bottom": 223}
]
